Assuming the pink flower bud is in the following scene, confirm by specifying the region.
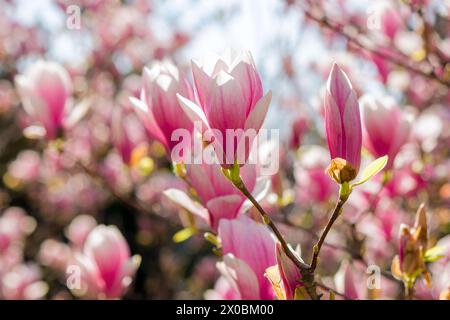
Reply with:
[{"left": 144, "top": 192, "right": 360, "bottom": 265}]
[
  {"left": 38, "top": 239, "right": 72, "bottom": 271},
  {"left": 73, "top": 225, "right": 141, "bottom": 299},
  {"left": 361, "top": 95, "right": 412, "bottom": 169},
  {"left": 324, "top": 63, "right": 362, "bottom": 177},
  {"left": 275, "top": 243, "right": 303, "bottom": 300},
  {"left": 15, "top": 61, "right": 73, "bottom": 139},
  {"left": 0, "top": 207, "right": 36, "bottom": 252},
  {"left": 164, "top": 159, "right": 270, "bottom": 231},
  {"left": 379, "top": 4, "right": 403, "bottom": 41},
  {"left": 130, "top": 61, "right": 194, "bottom": 156},
  {"left": 7, "top": 150, "right": 41, "bottom": 183},
  {"left": 65, "top": 215, "right": 98, "bottom": 248},
  {"left": 177, "top": 49, "right": 272, "bottom": 167},
  {"left": 1, "top": 263, "right": 48, "bottom": 300},
  {"left": 391, "top": 204, "right": 431, "bottom": 288}
]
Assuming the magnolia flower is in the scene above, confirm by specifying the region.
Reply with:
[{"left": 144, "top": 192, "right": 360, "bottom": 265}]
[
  {"left": 360, "top": 95, "right": 412, "bottom": 169},
  {"left": 0, "top": 207, "right": 36, "bottom": 253},
  {"left": 334, "top": 260, "right": 365, "bottom": 300},
  {"left": 205, "top": 276, "right": 240, "bottom": 300},
  {"left": 382, "top": 164, "right": 425, "bottom": 198},
  {"left": 216, "top": 216, "right": 276, "bottom": 300},
  {"left": 177, "top": 49, "right": 272, "bottom": 167},
  {"left": 130, "top": 60, "right": 194, "bottom": 156},
  {"left": 111, "top": 107, "right": 135, "bottom": 165},
  {"left": 38, "top": 239, "right": 72, "bottom": 272},
  {"left": 164, "top": 147, "right": 270, "bottom": 230},
  {"left": 289, "top": 116, "right": 309, "bottom": 150},
  {"left": 334, "top": 260, "right": 397, "bottom": 300},
  {"left": 15, "top": 61, "right": 88, "bottom": 140},
  {"left": 71, "top": 225, "right": 141, "bottom": 299},
  {"left": 324, "top": 63, "right": 362, "bottom": 183},
  {"left": 65, "top": 215, "right": 98, "bottom": 248},
  {"left": 110, "top": 107, "right": 148, "bottom": 167},
  {"left": 1, "top": 263, "right": 48, "bottom": 300},
  {"left": 294, "top": 146, "right": 338, "bottom": 204},
  {"left": 378, "top": 2, "right": 403, "bottom": 41}
]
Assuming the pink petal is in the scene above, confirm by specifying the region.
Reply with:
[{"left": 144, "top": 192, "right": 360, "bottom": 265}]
[
  {"left": 206, "top": 195, "right": 244, "bottom": 230},
  {"left": 163, "top": 188, "right": 210, "bottom": 224},
  {"left": 217, "top": 254, "right": 261, "bottom": 299}
]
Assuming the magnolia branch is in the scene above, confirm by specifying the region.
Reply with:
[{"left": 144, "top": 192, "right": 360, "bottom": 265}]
[{"left": 309, "top": 198, "right": 346, "bottom": 272}]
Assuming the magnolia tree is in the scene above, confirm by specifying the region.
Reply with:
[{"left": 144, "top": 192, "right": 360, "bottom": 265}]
[{"left": 0, "top": 0, "right": 449, "bottom": 300}]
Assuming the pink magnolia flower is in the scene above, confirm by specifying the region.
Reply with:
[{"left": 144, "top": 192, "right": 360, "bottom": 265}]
[
  {"left": 0, "top": 207, "right": 36, "bottom": 253},
  {"left": 268, "top": 243, "right": 303, "bottom": 300},
  {"left": 65, "top": 215, "right": 98, "bottom": 248},
  {"left": 289, "top": 115, "right": 309, "bottom": 150},
  {"left": 379, "top": 3, "right": 403, "bottom": 41},
  {"left": 164, "top": 152, "right": 269, "bottom": 230},
  {"left": 324, "top": 63, "right": 362, "bottom": 180},
  {"left": 360, "top": 95, "right": 412, "bottom": 169},
  {"left": 382, "top": 164, "right": 426, "bottom": 198},
  {"left": 111, "top": 107, "right": 135, "bottom": 165},
  {"left": 334, "top": 260, "right": 397, "bottom": 300},
  {"left": 38, "top": 239, "right": 73, "bottom": 272},
  {"left": 334, "top": 260, "right": 365, "bottom": 299},
  {"left": 130, "top": 60, "right": 194, "bottom": 156},
  {"left": 7, "top": 150, "right": 41, "bottom": 183},
  {"left": 15, "top": 61, "right": 87, "bottom": 140},
  {"left": 205, "top": 276, "right": 240, "bottom": 300},
  {"left": 72, "top": 225, "right": 141, "bottom": 299},
  {"left": 391, "top": 204, "right": 431, "bottom": 288},
  {"left": 177, "top": 49, "right": 272, "bottom": 167},
  {"left": 1, "top": 263, "right": 48, "bottom": 300},
  {"left": 216, "top": 216, "right": 276, "bottom": 300},
  {"left": 0, "top": 246, "right": 22, "bottom": 282}
]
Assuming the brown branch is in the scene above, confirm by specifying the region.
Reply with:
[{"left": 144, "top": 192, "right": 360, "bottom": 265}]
[{"left": 309, "top": 198, "right": 346, "bottom": 272}]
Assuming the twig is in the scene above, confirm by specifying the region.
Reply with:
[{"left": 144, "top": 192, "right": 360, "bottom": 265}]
[
  {"left": 309, "top": 198, "right": 346, "bottom": 272},
  {"left": 316, "top": 282, "right": 353, "bottom": 300}
]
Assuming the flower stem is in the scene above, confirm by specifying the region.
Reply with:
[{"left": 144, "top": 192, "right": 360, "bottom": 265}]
[
  {"left": 233, "top": 176, "right": 308, "bottom": 270},
  {"left": 309, "top": 197, "right": 346, "bottom": 272}
]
